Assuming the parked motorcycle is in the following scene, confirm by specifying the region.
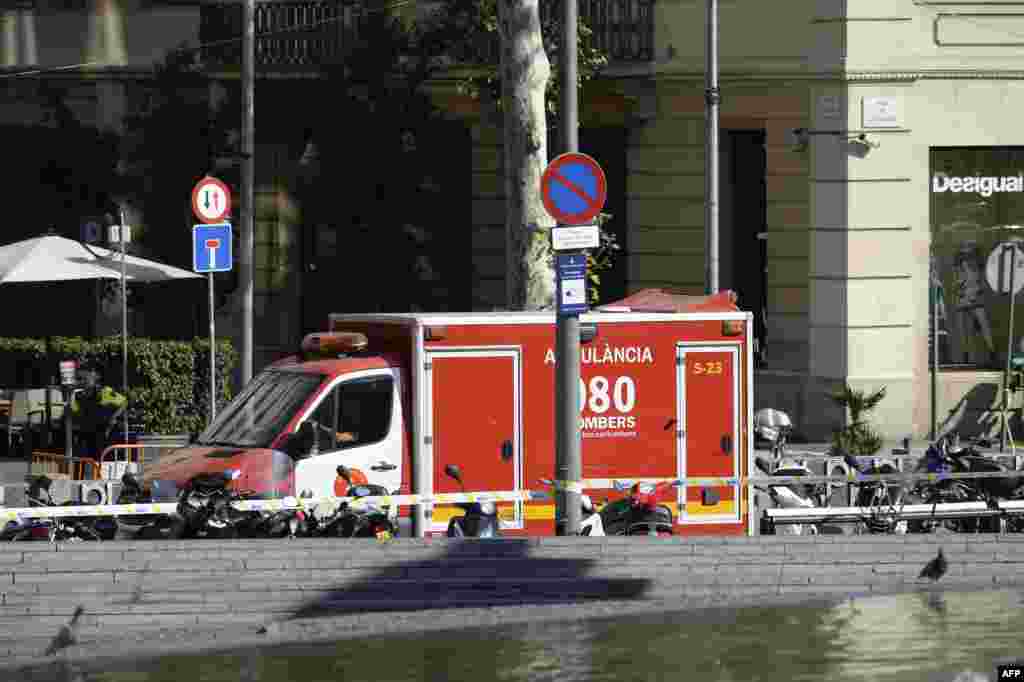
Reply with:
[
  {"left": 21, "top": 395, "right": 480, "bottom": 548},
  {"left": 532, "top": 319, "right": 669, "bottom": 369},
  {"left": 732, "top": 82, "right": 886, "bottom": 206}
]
[
  {"left": 904, "top": 433, "right": 1017, "bottom": 533},
  {"left": 177, "top": 469, "right": 255, "bottom": 539},
  {"left": 621, "top": 480, "right": 678, "bottom": 536},
  {"left": 2, "top": 475, "right": 106, "bottom": 542},
  {"left": 116, "top": 472, "right": 185, "bottom": 540},
  {"left": 443, "top": 464, "right": 501, "bottom": 538},
  {"left": 754, "top": 456, "right": 826, "bottom": 536},
  {"left": 842, "top": 453, "right": 908, "bottom": 534},
  {"left": 308, "top": 465, "right": 397, "bottom": 539},
  {"left": 584, "top": 479, "right": 680, "bottom": 537},
  {"left": 754, "top": 407, "right": 794, "bottom": 461},
  {"left": 537, "top": 479, "right": 605, "bottom": 536},
  {"left": 238, "top": 501, "right": 309, "bottom": 539}
]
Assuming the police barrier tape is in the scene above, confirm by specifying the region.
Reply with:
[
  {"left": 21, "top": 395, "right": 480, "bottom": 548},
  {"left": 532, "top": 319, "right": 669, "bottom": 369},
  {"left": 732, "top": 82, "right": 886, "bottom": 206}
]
[
  {"left": 569, "top": 470, "right": 1024, "bottom": 489},
  {"left": 7, "top": 470, "right": 1024, "bottom": 522},
  {"left": 0, "top": 490, "right": 550, "bottom": 521}
]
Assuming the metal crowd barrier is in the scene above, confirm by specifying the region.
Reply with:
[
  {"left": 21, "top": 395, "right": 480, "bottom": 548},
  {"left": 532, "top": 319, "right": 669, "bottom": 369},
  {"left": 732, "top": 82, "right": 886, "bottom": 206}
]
[
  {"left": 763, "top": 501, "right": 1024, "bottom": 526},
  {"left": 29, "top": 452, "right": 100, "bottom": 480},
  {"left": 98, "top": 444, "right": 147, "bottom": 480}
]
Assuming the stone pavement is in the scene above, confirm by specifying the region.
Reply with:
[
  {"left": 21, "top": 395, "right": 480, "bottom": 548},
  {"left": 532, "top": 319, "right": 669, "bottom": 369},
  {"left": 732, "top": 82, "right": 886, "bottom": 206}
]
[{"left": 0, "top": 534, "right": 1021, "bottom": 675}]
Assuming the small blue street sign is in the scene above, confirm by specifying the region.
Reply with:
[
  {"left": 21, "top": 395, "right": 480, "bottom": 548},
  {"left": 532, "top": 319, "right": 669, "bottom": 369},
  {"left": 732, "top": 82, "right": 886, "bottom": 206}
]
[
  {"left": 556, "top": 253, "right": 588, "bottom": 316},
  {"left": 192, "top": 223, "right": 233, "bottom": 273}
]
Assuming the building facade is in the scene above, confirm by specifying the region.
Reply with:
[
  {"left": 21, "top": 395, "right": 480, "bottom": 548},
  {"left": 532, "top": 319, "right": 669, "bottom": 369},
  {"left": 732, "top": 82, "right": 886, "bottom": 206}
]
[
  {"left": 469, "top": 0, "right": 1024, "bottom": 441},
  {"left": 5, "top": 0, "right": 1024, "bottom": 441}
]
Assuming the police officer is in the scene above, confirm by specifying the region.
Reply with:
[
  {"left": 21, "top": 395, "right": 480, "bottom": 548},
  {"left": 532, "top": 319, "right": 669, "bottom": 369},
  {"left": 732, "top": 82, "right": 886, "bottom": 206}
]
[{"left": 70, "top": 371, "right": 126, "bottom": 457}]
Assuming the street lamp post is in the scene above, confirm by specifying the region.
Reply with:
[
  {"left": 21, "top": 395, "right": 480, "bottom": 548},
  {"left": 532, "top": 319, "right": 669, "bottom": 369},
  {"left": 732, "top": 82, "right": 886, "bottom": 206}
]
[{"left": 705, "top": 0, "right": 720, "bottom": 295}]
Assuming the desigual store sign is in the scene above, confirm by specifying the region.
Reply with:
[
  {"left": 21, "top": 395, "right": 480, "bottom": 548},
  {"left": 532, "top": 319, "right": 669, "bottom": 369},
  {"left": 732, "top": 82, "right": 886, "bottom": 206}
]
[
  {"left": 930, "top": 148, "right": 1024, "bottom": 370},
  {"left": 932, "top": 174, "right": 1024, "bottom": 197}
]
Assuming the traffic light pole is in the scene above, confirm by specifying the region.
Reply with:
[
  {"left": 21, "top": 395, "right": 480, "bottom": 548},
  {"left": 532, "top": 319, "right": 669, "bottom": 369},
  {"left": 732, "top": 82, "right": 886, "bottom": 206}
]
[{"left": 555, "top": 0, "right": 582, "bottom": 537}]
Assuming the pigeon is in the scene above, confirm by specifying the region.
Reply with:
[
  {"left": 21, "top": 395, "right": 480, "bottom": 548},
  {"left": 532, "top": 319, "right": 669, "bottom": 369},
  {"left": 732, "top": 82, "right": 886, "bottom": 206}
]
[
  {"left": 919, "top": 547, "right": 948, "bottom": 582},
  {"left": 44, "top": 606, "right": 84, "bottom": 656}
]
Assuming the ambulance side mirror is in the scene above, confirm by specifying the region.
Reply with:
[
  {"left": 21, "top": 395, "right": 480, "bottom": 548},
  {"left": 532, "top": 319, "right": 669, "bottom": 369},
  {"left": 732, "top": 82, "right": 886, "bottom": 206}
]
[{"left": 282, "top": 422, "right": 316, "bottom": 459}]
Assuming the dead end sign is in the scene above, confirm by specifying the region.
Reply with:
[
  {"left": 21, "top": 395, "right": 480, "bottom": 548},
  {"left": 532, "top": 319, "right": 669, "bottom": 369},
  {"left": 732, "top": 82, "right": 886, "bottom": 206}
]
[{"left": 541, "top": 153, "right": 607, "bottom": 225}]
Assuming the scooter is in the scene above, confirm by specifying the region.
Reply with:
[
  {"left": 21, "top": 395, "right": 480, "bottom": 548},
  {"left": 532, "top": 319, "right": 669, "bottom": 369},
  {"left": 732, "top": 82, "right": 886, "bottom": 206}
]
[
  {"left": 309, "top": 465, "right": 398, "bottom": 539},
  {"left": 755, "top": 456, "right": 826, "bottom": 536},
  {"left": 619, "top": 480, "right": 678, "bottom": 536},
  {"left": 537, "top": 479, "right": 605, "bottom": 536},
  {"left": 444, "top": 464, "right": 501, "bottom": 538},
  {"left": 842, "top": 452, "right": 908, "bottom": 534},
  {"left": 177, "top": 469, "right": 256, "bottom": 539},
  {"left": 3, "top": 476, "right": 106, "bottom": 542},
  {"left": 905, "top": 433, "right": 1015, "bottom": 533},
  {"left": 754, "top": 407, "right": 793, "bottom": 462},
  {"left": 116, "top": 472, "right": 186, "bottom": 540},
  {"left": 584, "top": 479, "right": 679, "bottom": 536}
]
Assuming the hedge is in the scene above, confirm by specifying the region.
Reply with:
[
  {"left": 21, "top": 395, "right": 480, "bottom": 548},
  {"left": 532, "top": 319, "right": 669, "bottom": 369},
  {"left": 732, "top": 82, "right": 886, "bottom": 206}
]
[{"left": 0, "top": 336, "right": 236, "bottom": 436}]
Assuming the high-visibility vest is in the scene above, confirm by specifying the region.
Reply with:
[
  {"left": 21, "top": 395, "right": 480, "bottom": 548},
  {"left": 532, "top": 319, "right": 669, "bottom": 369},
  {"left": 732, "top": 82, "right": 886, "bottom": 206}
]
[{"left": 333, "top": 467, "right": 369, "bottom": 497}]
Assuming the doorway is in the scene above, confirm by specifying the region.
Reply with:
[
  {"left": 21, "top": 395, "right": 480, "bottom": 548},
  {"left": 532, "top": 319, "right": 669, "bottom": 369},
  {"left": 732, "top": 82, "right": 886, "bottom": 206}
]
[{"left": 719, "top": 130, "right": 767, "bottom": 364}]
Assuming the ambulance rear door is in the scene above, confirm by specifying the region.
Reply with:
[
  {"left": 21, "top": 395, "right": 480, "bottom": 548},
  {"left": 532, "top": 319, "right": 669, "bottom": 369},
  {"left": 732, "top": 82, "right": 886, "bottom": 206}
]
[{"left": 675, "top": 341, "right": 743, "bottom": 526}]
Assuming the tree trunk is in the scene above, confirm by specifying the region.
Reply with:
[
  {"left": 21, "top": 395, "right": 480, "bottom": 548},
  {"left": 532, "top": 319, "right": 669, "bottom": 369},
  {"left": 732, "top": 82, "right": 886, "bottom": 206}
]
[{"left": 497, "top": 0, "right": 555, "bottom": 311}]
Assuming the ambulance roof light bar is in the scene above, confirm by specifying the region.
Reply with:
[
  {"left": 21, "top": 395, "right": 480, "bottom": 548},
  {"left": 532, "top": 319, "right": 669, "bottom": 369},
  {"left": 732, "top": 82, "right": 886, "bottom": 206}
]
[{"left": 300, "top": 332, "right": 369, "bottom": 359}]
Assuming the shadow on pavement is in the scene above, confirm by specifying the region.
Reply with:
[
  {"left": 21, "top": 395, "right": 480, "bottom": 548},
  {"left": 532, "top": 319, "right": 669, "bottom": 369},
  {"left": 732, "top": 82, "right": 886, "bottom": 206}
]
[{"left": 288, "top": 538, "right": 651, "bottom": 620}]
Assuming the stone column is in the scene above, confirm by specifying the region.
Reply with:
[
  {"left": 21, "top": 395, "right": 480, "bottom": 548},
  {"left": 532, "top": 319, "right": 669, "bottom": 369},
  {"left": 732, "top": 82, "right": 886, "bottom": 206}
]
[
  {"left": 804, "top": 80, "right": 919, "bottom": 440},
  {"left": 17, "top": 8, "right": 36, "bottom": 66},
  {"left": 2, "top": 11, "right": 18, "bottom": 67}
]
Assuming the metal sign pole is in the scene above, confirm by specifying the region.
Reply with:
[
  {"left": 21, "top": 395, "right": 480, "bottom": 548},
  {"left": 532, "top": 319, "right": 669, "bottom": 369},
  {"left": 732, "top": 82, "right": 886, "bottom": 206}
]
[
  {"left": 240, "top": 0, "right": 255, "bottom": 388},
  {"left": 1002, "top": 244, "right": 1018, "bottom": 452},
  {"left": 931, "top": 255, "right": 938, "bottom": 441},
  {"left": 555, "top": 0, "right": 581, "bottom": 537},
  {"left": 555, "top": 292, "right": 582, "bottom": 536},
  {"left": 119, "top": 207, "right": 128, "bottom": 449},
  {"left": 208, "top": 272, "right": 217, "bottom": 423},
  {"left": 705, "top": 0, "right": 720, "bottom": 295}
]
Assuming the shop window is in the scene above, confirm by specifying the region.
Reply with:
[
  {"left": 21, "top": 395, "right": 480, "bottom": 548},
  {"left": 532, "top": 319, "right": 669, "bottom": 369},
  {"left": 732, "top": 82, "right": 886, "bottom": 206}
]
[{"left": 930, "top": 147, "right": 1024, "bottom": 369}]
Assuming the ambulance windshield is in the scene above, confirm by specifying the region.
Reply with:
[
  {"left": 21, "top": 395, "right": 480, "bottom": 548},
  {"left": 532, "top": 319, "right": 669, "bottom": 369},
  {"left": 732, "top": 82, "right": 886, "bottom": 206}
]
[{"left": 195, "top": 370, "right": 324, "bottom": 448}]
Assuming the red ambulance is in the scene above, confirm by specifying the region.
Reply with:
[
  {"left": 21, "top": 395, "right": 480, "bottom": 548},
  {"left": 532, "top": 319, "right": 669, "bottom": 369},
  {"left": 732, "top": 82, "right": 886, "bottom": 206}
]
[{"left": 144, "top": 289, "right": 755, "bottom": 537}]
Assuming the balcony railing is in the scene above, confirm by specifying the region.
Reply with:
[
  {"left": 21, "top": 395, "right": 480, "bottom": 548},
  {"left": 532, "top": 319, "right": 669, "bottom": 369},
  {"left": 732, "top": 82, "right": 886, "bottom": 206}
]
[
  {"left": 549, "top": 0, "right": 656, "bottom": 63},
  {"left": 200, "top": 0, "right": 654, "bottom": 70},
  {"left": 200, "top": 0, "right": 364, "bottom": 68}
]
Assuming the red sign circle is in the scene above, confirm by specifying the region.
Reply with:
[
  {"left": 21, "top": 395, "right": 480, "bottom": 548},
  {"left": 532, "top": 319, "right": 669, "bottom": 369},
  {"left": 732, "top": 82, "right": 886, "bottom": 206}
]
[
  {"left": 191, "top": 176, "right": 232, "bottom": 224},
  {"left": 541, "top": 152, "right": 607, "bottom": 225}
]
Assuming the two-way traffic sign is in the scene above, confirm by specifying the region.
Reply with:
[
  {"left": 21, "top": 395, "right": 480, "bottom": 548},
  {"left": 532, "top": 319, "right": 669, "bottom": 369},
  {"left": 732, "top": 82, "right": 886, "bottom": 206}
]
[
  {"left": 192, "top": 223, "right": 233, "bottom": 273},
  {"left": 192, "top": 176, "right": 232, "bottom": 224}
]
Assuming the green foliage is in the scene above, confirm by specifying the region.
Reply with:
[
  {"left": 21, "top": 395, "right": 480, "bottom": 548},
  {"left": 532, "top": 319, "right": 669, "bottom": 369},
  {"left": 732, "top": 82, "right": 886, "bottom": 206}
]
[
  {"left": 587, "top": 212, "right": 621, "bottom": 305},
  {"left": 118, "top": 44, "right": 240, "bottom": 271},
  {"left": 829, "top": 384, "right": 887, "bottom": 456},
  {"left": 429, "top": 0, "right": 609, "bottom": 128},
  {"left": 0, "top": 336, "right": 236, "bottom": 436}
]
